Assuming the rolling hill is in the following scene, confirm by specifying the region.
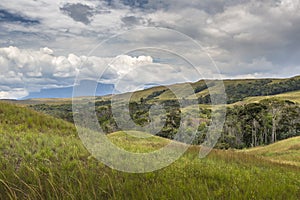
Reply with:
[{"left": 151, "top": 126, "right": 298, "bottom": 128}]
[
  {"left": 0, "top": 101, "right": 299, "bottom": 199},
  {"left": 243, "top": 136, "right": 300, "bottom": 167},
  {"left": 3, "top": 75, "right": 299, "bottom": 150},
  {"left": 234, "top": 90, "right": 300, "bottom": 105},
  {"left": 109, "top": 75, "right": 300, "bottom": 104},
  {"left": 7, "top": 75, "right": 300, "bottom": 105}
]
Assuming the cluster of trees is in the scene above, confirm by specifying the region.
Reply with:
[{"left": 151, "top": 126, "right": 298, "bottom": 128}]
[
  {"left": 196, "top": 77, "right": 300, "bottom": 104},
  {"left": 30, "top": 104, "right": 74, "bottom": 123},
  {"left": 224, "top": 78, "right": 300, "bottom": 103},
  {"left": 217, "top": 99, "right": 300, "bottom": 149},
  {"left": 31, "top": 96, "right": 300, "bottom": 149},
  {"left": 96, "top": 100, "right": 183, "bottom": 137}
]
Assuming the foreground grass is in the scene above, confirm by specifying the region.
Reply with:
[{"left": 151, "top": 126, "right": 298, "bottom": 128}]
[
  {"left": 0, "top": 102, "right": 299, "bottom": 199},
  {"left": 1, "top": 131, "right": 299, "bottom": 199}
]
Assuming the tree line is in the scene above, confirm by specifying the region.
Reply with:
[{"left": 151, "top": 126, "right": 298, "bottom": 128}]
[{"left": 30, "top": 97, "right": 300, "bottom": 149}]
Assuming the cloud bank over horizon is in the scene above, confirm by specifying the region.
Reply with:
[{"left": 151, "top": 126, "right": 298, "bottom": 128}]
[
  {"left": 0, "top": 0, "right": 300, "bottom": 98},
  {"left": 0, "top": 46, "right": 159, "bottom": 98}
]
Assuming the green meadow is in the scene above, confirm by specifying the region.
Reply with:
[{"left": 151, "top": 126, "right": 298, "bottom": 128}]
[{"left": 0, "top": 101, "right": 299, "bottom": 199}]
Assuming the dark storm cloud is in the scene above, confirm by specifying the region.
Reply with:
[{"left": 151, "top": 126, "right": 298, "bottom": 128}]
[
  {"left": 121, "top": 16, "right": 141, "bottom": 25},
  {"left": 60, "top": 3, "right": 112, "bottom": 24},
  {"left": 122, "top": 0, "right": 149, "bottom": 8},
  {"left": 105, "top": 0, "right": 149, "bottom": 8},
  {"left": 103, "top": 0, "right": 165, "bottom": 11},
  {"left": 0, "top": 9, "right": 39, "bottom": 25},
  {"left": 121, "top": 15, "right": 154, "bottom": 27},
  {"left": 203, "top": 1, "right": 300, "bottom": 69},
  {"left": 60, "top": 3, "right": 95, "bottom": 24}
]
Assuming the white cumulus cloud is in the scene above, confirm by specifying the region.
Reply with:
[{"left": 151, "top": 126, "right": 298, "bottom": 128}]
[{"left": 0, "top": 46, "right": 157, "bottom": 99}]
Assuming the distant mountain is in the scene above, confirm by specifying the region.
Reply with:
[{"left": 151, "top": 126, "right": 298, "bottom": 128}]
[
  {"left": 21, "top": 75, "right": 300, "bottom": 103},
  {"left": 22, "top": 80, "right": 117, "bottom": 100},
  {"left": 114, "top": 75, "right": 300, "bottom": 104}
]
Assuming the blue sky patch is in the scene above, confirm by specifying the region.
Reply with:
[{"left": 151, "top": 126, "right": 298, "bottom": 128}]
[{"left": 0, "top": 9, "right": 39, "bottom": 25}]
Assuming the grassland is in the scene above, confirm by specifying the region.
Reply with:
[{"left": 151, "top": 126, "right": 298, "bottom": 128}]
[
  {"left": 6, "top": 75, "right": 299, "bottom": 109},
  {"left": 242, "top": 136, "right": 300, "bottom": 167},
  {"left": 0, "top": 101, "right": 299, "bottom": 199},
  {"left": 118, "top": 75, "right": 300, "bottom": 103},
  {"left": 234, "top": 90, "right": 300, "bottom": 105}
]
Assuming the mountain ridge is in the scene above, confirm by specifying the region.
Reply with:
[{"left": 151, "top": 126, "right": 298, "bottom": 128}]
[{"left": 16, "top": 75, "right": 300, "bottom": 101}]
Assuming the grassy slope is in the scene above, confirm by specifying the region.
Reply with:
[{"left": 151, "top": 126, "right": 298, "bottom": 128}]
[
  {"left": 0, "top": 101, "right": 299, "bottom": 199},
  {"left": 242, "top": 136, "right": 300, "bottom": 167},
  {"left": 5, "top": 75, "right": 300, "bottom": 107},
  {"left": 108, "top": 131, "right": 171, "bottom": 153},
  {"left": 127, "top": 76, "right": 300, "bottom": 101},
  {"left": 234, "top": 90, "right": 300, "bottom": 105}
]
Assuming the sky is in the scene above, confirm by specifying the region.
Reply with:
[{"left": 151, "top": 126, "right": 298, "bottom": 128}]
[{"left": 0, "top": 0, "right": 300, "bottom": 99}]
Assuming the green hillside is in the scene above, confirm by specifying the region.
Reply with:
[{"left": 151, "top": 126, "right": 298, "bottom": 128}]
[
  {"left": 4, "top": 76, "right": 297, "bottom": 151},
  {"left": 108, "top": 131, "right": 171, "bottom": 153},
  {"left": 0, "top": 101, "right": 76, "bottom": 134},
  {"left": 11, "top": 75, "right": 300, "bottom": 106},
  {"left": 243, "top": 136, "right": 300, "bottom": 167},
  {"left": 234, "top": 90, "right": 300, "bottom": 105},
  {"left": 27, "top": 97, "right": 300, "bottom": 150},
  {"left": 1, "top": 76, "right": 297, "bottom": 152},
  {"left": 111, "top": 75, "right": 300, "bottom": 104},
  {"left": 0, "top": 101, "right": 299, "bottom": 199}
]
